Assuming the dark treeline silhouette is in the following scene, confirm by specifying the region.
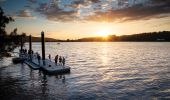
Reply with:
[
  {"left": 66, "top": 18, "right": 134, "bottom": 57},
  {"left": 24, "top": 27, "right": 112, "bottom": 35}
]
[
  {"left": 32, "top": 31, "right": 170, "bottom": 42},
  {"left": 67, "top": 31, "right": 170, "bottom": 42},
  {"left": 25, "top": 36, "right": 62, "bottom": 42},
  {"left": 0, "top": 7, "right": 26, "bottom": 53},
  {"left": 117, "top": 31, "right": 170, "bottom": 42}
]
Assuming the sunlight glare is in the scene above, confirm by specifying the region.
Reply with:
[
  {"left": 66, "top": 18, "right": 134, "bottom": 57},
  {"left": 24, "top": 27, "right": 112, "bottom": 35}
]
[{"left": 97, "top": 29, "right": 110, "bottom": 37}]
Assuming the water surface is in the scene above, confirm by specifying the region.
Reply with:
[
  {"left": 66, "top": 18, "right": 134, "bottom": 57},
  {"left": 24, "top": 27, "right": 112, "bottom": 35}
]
[{"left": 0, "top": 42, "right": 170, "bottom": 100}]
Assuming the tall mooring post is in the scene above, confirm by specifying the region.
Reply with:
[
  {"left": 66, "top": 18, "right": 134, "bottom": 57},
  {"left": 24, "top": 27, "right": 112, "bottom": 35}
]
[
  {"left": 41, "top": 31, "right": 45, "bottom": 65},
  {"left": 20, "top": 36, "right": 23, "bottom": 51},
  {"left": 29, "top": 35, "right": 32, "bottom": 51}
]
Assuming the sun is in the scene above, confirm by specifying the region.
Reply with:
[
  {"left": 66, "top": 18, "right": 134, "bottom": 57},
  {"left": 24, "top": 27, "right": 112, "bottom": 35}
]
[{"left": 97, "top": 29, "right": 110, "bottom": 37}]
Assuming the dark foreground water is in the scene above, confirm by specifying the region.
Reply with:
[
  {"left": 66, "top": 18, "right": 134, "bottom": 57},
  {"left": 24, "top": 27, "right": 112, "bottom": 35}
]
[{"left": 0, "top": 42, "right": 170, "bottom": 100}]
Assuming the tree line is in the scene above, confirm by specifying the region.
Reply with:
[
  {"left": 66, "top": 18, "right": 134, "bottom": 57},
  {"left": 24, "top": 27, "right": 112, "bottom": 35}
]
[
  {"left": 66, "top": 31, "right": 170, "bottom": 42},
  {"left": 0, "top": 7, "right": 26, "bottom": 53}
]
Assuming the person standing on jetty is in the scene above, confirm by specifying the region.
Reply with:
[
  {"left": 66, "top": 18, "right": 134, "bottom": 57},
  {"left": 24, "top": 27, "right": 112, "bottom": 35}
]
[
  {"left": 37, "top": 53, "right": 41, "bottom": 65},
  {"left": 55, "top": 55, "right": 58, "bottom": 65},
  {"left": 48, "top": 54, "right": 51, "bottom": 61},
  {"left": 62, "top": 57, "right": 65, "bottom": 66},
  {"left": 25, "top": 49, "right": 27, "bottom": 54},
  {"left": 59, "top": 56, "right": 62, "bottom": 65},
  {"left": 28, "top": 50, "right": 31, "bottom": 60}
]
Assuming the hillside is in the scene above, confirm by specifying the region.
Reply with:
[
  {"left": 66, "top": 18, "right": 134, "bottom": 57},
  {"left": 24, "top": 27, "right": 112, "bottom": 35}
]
[
  {"left": 72, "top": 31, "right": 170, "bottom": 42},
  {"left": 25, "top": 31, "right": 170, "bottom": 42},
  {"left": 26, "top": 36, "right": 61, "bottom": 42}
]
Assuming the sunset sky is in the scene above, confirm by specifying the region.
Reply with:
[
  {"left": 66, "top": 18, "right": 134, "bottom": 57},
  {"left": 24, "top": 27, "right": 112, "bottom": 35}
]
[{"left": 0, "top": 0, "right": 170, "bottom": 39}]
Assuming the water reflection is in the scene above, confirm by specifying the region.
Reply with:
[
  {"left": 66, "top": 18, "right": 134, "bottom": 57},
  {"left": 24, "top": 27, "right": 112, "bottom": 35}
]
[
  {"left": 0, "top": 42, "right": 170, "bottom": 99},
  {"left": 41, "top": 74, "right": 48, "bottom": 97},
  {"left": 100, "top": 44, "right": 109, "bottom": 66},
  {"left": 20, "top": 63, "right": 25, "bottom": 75}
]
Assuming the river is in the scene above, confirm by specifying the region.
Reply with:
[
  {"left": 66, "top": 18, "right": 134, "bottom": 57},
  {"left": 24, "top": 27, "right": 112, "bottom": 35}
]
[{"left": 0, "top": 42, "right": 170, "bottom": 100}]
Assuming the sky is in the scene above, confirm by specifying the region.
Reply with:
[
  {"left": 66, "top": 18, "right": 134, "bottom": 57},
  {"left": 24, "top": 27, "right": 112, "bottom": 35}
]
[{"left": 0, "top": 0, "right": 170, "bottom": 39}]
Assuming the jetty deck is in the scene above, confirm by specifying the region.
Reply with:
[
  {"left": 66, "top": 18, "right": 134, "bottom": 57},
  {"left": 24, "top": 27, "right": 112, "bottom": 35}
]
[
  {"left": 22, "top": 54, "right": 70, "bottom": 74},
  {"left": 17, "top": 31, "right": 70, "bottom": 75}
]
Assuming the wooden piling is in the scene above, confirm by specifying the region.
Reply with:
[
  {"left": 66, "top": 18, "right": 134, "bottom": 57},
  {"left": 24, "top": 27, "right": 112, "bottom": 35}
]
[
  {"left": 41, "top": 31, "right": 45, "bottom": 63},
  {"left": 20, "top": 36, "right": 23, "bottom": 51},
  {"left": 29, "top": 35, "right": 32, "bottom": 51}
]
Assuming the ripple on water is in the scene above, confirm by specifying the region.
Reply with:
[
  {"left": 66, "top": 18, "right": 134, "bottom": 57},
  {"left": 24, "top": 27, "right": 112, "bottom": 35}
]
[{"left": 0, "top": 42, "right": 170, "bottom": 99}]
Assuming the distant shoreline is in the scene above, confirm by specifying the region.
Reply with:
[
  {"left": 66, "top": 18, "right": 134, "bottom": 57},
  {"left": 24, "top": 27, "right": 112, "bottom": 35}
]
[
  {"left": 26, "top": 41, "right": 170, "bottom": 43},
  {"left": 27, "top": 31, "right": 170, "bottom": 42}
]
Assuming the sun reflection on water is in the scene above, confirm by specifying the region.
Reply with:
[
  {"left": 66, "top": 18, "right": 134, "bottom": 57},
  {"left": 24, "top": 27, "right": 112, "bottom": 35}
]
[{"left": 100, "top": 43, "right": 109, "bottom": 66}]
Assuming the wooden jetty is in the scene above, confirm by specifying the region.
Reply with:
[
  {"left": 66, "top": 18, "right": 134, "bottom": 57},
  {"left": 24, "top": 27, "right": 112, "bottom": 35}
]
[
  {"left": 23, "top": 55, "right": 70, "bottom": 74},
  {"left": 17, "top": 31, "right": 70, "bottom": 74}
]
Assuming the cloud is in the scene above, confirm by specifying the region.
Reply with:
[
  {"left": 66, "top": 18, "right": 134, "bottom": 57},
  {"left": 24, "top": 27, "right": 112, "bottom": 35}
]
[
  {"left": 27, "top": 0, "right": 37, "bottom": 3},
  {"left": 86, "top": 0, "right": 170, "bottom": 22},
  {"left": 35, "top": 2, "right": 78, "bottom": 22},
  {"left": 14, "top": 9, "right": 36, "bottom": 19},
  {"left": 0, "top": 0, "right": 6, "bottom": 2},
  {"left": 34, "top": 0, "right": 170, "bottom": 22}
]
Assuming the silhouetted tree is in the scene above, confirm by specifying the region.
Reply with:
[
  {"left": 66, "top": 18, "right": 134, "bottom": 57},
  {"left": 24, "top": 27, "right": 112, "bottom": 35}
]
[
  {"left": 0, "top": 7, "right": 14, "bottom": 36},
  {"left": 10, "top": 28, "right": 17, "bottom": 36},
  {"left": 0, "top": 7, "right": 27, "bottom": 53},
  {"left": 21, "top": 32, "right": 27, "bottom": 43},
  {"left": 0, "top": 7, "right": 14, "bottom": 52}
]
